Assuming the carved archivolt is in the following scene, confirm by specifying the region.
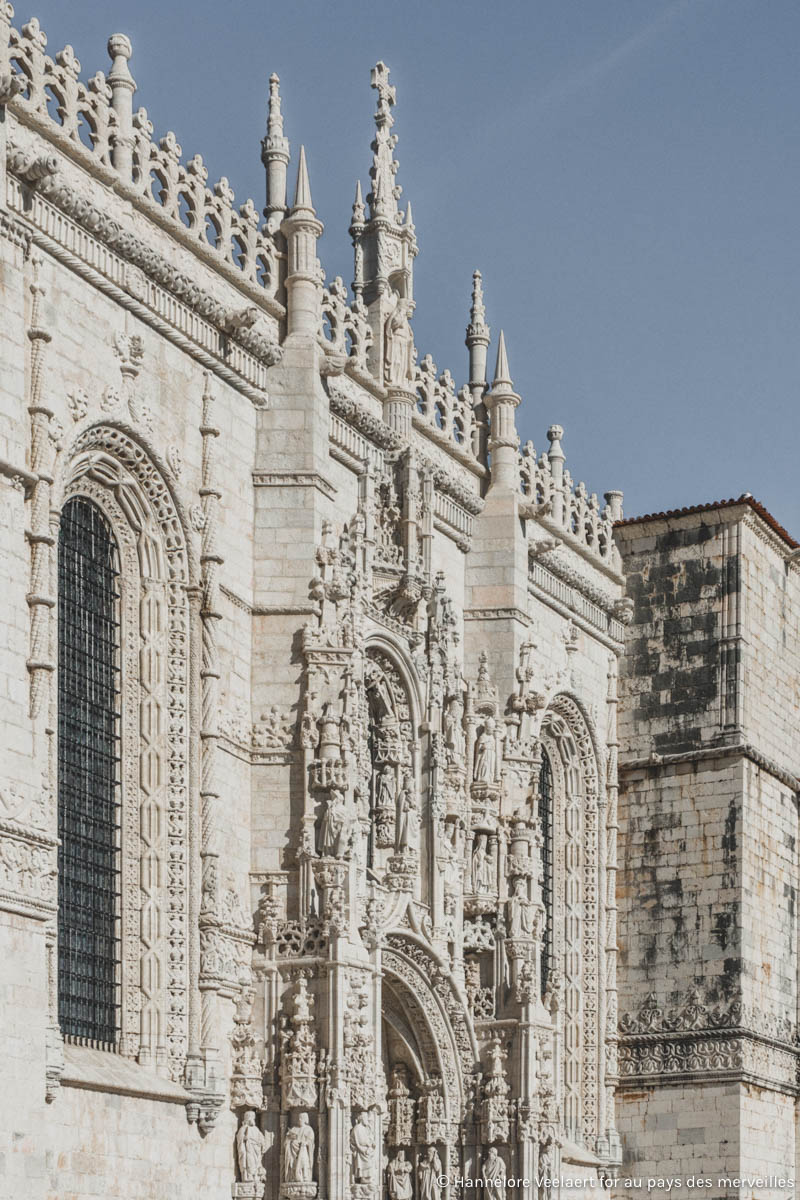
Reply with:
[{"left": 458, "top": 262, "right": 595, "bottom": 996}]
[
  {"left": 383, "top": 933, "right": 477, "bottom": 1126},
  {"left": 57, "top": 421, "right": 194, "bottom": 1080}
]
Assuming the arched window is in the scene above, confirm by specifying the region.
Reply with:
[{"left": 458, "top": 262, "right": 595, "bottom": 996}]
[
  {"left": 538, "top": 749, "right": 554, "bottom": 996},
  {"left": 57, "top": 496, "right": 121, "bottom": 1045}
]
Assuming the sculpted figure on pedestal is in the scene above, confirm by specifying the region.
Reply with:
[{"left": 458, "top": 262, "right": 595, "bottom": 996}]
[
  {"left": 481, "top": 1147, "right": 506, "bottom": 1200},
  {"left": 384, "top": 294, "right": 415, "bottom": 386},
  {"left": 283, "top": 1112, "right": 315, "bottom": 1183},
  {"left": 396, "top": 774, "right": 417, "bottom": 851},
  {"left": 318, "top": 787, "right": 353, "bottom": 857},
  {"left": 418, "top": 1146, "right": 443, "bottom": 1200},
  {"left": 236, "top": 1111, "right": 266, "bottom": 1183},
  {"left": 387, "top": 1149, "right": 414, "bottom": 1200},
  {"left": 471, "top": 834, "right": 492, "bottom": 894},
  {"left": 473, "top": 718, "right": 497, "bottom": 783},
  {"left": 350, "top": 1110, "right": 376, "bottom": 1183},
  {"left": 506, "top": 877, "right": 534, "bottom": 938}
]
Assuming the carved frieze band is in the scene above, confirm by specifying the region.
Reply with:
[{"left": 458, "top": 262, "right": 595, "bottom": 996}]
[
  {"left": 619, "top": 991, "right": 799, "bottom": 1092},
  {"left": 5, "top": 170, "right": 280, "bottom": 406},
  {"left": 0, "top": 785, "right": 58, "bottom": 919}
]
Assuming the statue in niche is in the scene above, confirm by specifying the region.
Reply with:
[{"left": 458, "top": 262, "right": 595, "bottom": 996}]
[
  {"left": 384, "top": 293, "right": 415, "bottom": 386},
  {"left": 443, "top": 696, "right": 465, "bottom": 759},
  {"left": 350, "top": 1110, "right": 376, "bottom": 1183},
  {"left": 387, "top": 1150, "right": 414, "bottom": 1200},
  {"left": 418, "top": 1146, "right": 443, "bottom": 1200},
  {"left": 482, "top": 1147, "right": 506, "bottom": 1200},
  {"left": 376, "top": 763, "right": 396, "bottom": 810},
  {"left": 318, "top": 787, "right": 353, "bottom": 858},
  {"left": 473, "top": 717, "right": 497, "bottom": 783},
  {"left": 236, "top": 1110, "right": 266, "bottom": 1183},
  {"left": 506, "top": 876, "right": 534, "bottom": 938},
  {"left": 471, "top": 834, "right": 493, "bottom": 895},
  {"left": 396, "top": 774, "right": 417, "bottom": 851},
  {"left": 283, "top": 1112, "right": 315, "bottom": 1183}
]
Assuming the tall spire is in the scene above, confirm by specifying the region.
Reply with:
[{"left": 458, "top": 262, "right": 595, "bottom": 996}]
[
  {"left": 262, "top": 73, "right": 290, "bottom": 226},
  {"left": 367, "top": 61, "right": 401, "bottom": 220},
  {"left": 282, "top": 145, "right": 323, "bottom": 338},
  {"left": 485, "top": 329, "right": 521, "bottom": 491},
  {"left": 293, "top": 144, "right": 313, "bottom": 212},
  {"left": 493, "top": 329, "right": 513, "bottom": 389},
  {"left": 351, "top": 63, "right": 417, "bottom": 382}
]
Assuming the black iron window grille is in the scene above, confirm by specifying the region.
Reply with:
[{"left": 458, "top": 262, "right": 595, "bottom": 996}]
[
  {"left": 57, "top": 497, "right": 121, "bottom": 1046},
  {"left": 538, "top": 749, "right": 554, "bottom": 995}
]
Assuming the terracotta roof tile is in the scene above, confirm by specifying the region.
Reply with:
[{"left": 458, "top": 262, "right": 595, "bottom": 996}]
[{"left": 614, "top": 495, "right": 798, "bottom": 550}]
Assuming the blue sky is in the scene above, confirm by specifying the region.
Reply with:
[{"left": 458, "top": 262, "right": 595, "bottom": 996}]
[{"left": 21, "top": 1, "right": 800, "bottom": 530}]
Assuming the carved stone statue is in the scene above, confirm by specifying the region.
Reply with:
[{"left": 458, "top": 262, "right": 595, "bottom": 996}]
[
  {"left": 506, "top": 877, "right": 534, "bottom": 937},
  {"left": 481, "top": 1147, "right": 506, "bottom": 1200},
  {"left": 236, "top": 1110, "right": 266, "bottom": 1183},
  {"left": 418, "top": 1146, "right": 443, "bottom": 1200},
  {"left": 318, "top": 788, "right": 352, "bottom": 857},
  {"left": 283, "top": 1111, "right": 315, "bottom": 1183},
  {"left": 376, "top": 763, "right": 396, "bottom": 810},
  {"left": 387, "top": 1149, "right": 414, "bottom": 1200},
  {"left": 396, "top": 775, "right": 417, "bottom": 851},
  {"left": 471, "top": 834, "right": 492, "bottom": 894},
  {"left": 473, "top": 717, "right": 497, "bottom": 783},
  {"left": 350, "top": 1110, "right": 376, "bottom": 1183},
  {"left": 384, "top": 293, "right": 415, "bottom": 386},
  {"left": 443, "top": 696, "right": 465, "bottom": 759}
]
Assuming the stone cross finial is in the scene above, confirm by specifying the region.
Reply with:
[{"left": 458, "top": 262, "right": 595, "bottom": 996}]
[{"left": 371, "top": 61, "right": 396, "bottom": 127}]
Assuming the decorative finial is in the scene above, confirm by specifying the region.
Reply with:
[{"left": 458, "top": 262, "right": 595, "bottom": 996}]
[
  {"left": 467, "top": 269, "right": 490, "bottom": 345},
  {"left": 492, "top": 330, "right": 513, "bottom": 389},
  {"left": 262, "top": 73, "right": 290, "bottom": 223},
  {"left": 404, "top": 201, "right": 413, "bottom": 228},
  {"left": 268, "top": 73, "right": 285, "bottom": 140},
  {"left": 367, "top": 61, "right": 401, "bottom": 219},
  {"left": 293, "top": 145, "right": 314, "bottom": 212},
  {"left": 352, "top": 180, "right": 365, "bottom": 225},
  {"left": 547, "top": 425, "right": 565, "bottom": 462}
]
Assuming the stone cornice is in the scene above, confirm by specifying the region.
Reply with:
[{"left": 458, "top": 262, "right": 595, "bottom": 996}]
[
  {"left": 6, "top": 161, "right": 281, "bottom": 407},
  {"left": 252, "top": 471, "right": 337, "bottom": 500},
  {"left": 527, "top": 567, "right": 626, "bottom": 653},
  {"left": 619, "top": 741, "right": 800, "bottom": 794}
]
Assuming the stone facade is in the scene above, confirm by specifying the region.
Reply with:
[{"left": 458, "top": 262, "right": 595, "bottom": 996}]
[
  {"left": 616, "top": 499, "right": 800, "bottom": 1198},
  {"left": 0, "top": 11, "right": 797, "bottom": 1200}
]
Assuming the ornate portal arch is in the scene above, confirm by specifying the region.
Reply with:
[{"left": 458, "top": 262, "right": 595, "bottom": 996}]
[
  {"left": 539, "top": 691, "right": 606, "bottom": 1150},
  {"left": 54, "top": 418, "right": 197, "bottom": 1080},
  {"left": 382, "top": 930, "right": 477, "bottom": 1151}
]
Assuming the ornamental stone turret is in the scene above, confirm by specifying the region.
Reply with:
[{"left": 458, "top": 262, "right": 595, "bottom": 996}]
[
  {"left": 107, "top": 34, "right": 136, "bottom": 181},
  {"left": 350, "top": 62, "right": 418, "bottom": 383},
  {"left": 485, "top": 330, "right": 521, "bottom": 491},
  {"left": 281, "top": 146, "right": 323, "bottom": 340},
  {"left": 262, "top": 73, "right": 290, "bottom": 230},
  {"left": 466, "top": 269, "right": 491, "bottom": 464}
]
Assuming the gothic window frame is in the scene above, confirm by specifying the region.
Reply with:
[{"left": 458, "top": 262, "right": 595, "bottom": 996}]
[
  {"left": 57, "top": 495, "right": 122, "bottom": 1047},
  {"left": 55, "top": 423, "right": 195, "bottom": 1082}
]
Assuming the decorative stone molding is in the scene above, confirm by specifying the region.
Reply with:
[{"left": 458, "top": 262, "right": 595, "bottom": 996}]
[{"left": 619, "top": 989, "right": 799, "bottom": 1091}]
